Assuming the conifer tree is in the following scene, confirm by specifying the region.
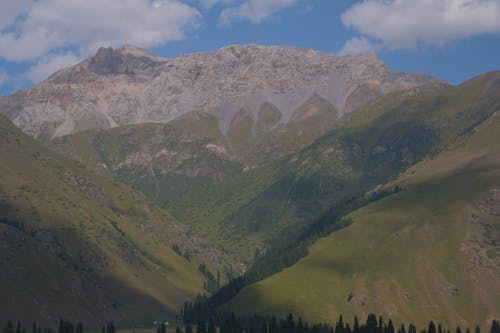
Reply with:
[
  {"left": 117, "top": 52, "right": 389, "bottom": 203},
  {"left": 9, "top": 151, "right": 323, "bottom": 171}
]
[
  {"left": 106, "top": 323, "right": 115, "bottom": 333},
  {"left": 353, "top": 317, "right": 360, "bottom": 333},
  {"left": 196, "top": 322, "right": 206, "bottom": 333},
  {"left": 378, "top": 317, "right": 384, "bottom": 333},
  {"left": 398, "top": 324, "right": 406, "bottom": 333},
  {"left": 366, "top": 314, "right": 378, "bottom": 333},
  {"left": 408, "top": 323, "right": 417, "bottom": 333},
  {"left": 4, "top": 321, "right": 14, "bottom": 333},
  {"left": 491, "top": 321, "right": 500, "bottom": 333},
  {"left": 474, "top": 326, "right": 480, "bottom": 333},
  {"left": 456, "top": 326, "right": 462, "bottom": 333},
  {"left": 208, "top": 319, "right": 216, "bottom": 333},
  {"left": 428, "top": 321, "right": 436, "bottom": 333},
  {"left": 345, "top": 323, "right": 352, "bottom": 333},
  {"left": 336, "top": 315, "right": 345, "bottom": 333},
  {"left": 387, "top": 320, "right": 395, "bottom": 333},
  {"left": 297, "top": 317, "right": 305, "bottom": 333}
]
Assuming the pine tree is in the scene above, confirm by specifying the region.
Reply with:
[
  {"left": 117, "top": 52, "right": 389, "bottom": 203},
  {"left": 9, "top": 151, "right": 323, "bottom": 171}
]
[
  {"left": 345, "top": 324, "right": 352, "bottom": 333},
  {"left": 378, "top": 317, "right": 384, "bottom": 333},
  {"left": 208, "top": 319, "right": 216, "bottom": 333},
  {"left": 456, "top": 326, "right": 462, "bottom": 333},
  {"left": 286, "top": 314, "right": 295, "bottom": 333},
  {"left": 336, "top": 315, "right": 345, "bottom": 333},
  {"left": 106, "top": 323, "right": 115, "bottom": 333},
  {"left": 196, "top": 322, "right": 206, "bottom": 333},
  {"left": 408, "top": 324, "right": 417, "bottom": 333},
  {"left": 297, "top": 317, "right": 305, "bottom": 333},
  {"left": 4, "top": 321, "right": 14, "bottom": 333},
  {"left": 428, "top": 321, "right": 436, "bottom": 333},
  {"left": 270, "top": 316, "right": 278, "bottom": 333},
  {"left": 387, "top": 320, "right": 395, "bottom": 333},
  {"left": 491, "top": 321, "right": 500, "bottom": 333},
  {"left": 366, "top": 315, "right": 378, "bottom": 333},
  {"left": 353, "top": 317, "right": 360, "bottom": 333},
  {"left": 474, "top": 326, "right": 480, "bottom": 333}
]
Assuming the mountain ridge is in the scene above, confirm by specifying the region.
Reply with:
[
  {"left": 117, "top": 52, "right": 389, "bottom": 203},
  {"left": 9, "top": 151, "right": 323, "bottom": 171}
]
[{"left": 0, "top": 44, "right": 444, "bottom": 140}]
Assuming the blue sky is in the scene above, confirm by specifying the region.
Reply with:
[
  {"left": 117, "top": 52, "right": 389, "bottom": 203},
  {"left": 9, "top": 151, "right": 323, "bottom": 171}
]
[{"left": 1, "top": 0, "right": 500, "bottom": 96}]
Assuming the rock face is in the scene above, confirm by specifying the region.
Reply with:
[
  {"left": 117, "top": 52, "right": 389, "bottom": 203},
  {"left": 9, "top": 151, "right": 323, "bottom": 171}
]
[{"left": 0, "top": 44, "right": 443, "bottom": 139}]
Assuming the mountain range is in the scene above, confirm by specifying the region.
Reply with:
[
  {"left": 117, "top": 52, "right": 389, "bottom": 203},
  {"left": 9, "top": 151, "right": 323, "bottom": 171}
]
[{"left": 0, "top": 45, "right": 498, "bottom": 329}]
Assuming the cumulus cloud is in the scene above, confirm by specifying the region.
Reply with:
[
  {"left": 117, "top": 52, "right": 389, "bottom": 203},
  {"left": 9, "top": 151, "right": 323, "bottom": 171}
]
[
  {"left": 0, "top": 1, "right": 32, "bottom": 29},
  {"left": 220, "top": 0, "right": 301, "bottom": 25},
  {"left": 341, "top": 0, "right": 500, "bottom": 50},
  {"left": 24, "top": 52, "right": 83, "bottom": 83},
  {"left": 339, "top": 37, "right": 382, "bottom": 56},
  {"left": 0, "top": 0, "right": 201, "bottom": 62}
]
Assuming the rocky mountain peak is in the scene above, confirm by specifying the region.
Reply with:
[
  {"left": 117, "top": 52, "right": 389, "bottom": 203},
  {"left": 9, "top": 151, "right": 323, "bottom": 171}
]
[
  {"left": 85, "top": 44, "right": 167, "bottom": 76},
  {"left": 88, "top": 46, "right": 124, "bottom": 74}
]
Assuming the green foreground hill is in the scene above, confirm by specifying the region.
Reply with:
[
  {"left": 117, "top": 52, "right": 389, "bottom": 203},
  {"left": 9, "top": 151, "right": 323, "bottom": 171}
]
[
  {"left": 226, "top": 81, "right": 500, "bottom": 328},
  {"left": 0, "top": 115, "right": 205, "bottom": 327}
]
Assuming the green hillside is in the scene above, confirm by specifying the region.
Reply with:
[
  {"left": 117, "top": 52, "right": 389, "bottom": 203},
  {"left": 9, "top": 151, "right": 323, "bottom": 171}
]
[
  {"left": 0, "top": 115, "right": 205, "bottom": 327},
  {"left": 48, "top": 73, "right": 499, "bottom": 279},
  {"left": 48, "top": 102, "right": 341, "bottom": 270},
  {"left": 226, "top": 78, "right": 500, "bottom": 328}
]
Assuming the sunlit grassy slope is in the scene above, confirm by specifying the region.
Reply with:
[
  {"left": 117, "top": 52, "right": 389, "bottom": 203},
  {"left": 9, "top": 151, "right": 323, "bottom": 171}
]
[
  {"left": 0, "top": 115, "right": 204, "bottom": 327},
  {"left": 226, "top": 77, "right": 500, "bottom": 328}
]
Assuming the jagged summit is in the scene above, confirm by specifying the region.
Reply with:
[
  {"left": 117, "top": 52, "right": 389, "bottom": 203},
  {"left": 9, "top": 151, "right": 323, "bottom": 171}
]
[{"left": 0, "top": 44, "right": 443, "bottom": 139}]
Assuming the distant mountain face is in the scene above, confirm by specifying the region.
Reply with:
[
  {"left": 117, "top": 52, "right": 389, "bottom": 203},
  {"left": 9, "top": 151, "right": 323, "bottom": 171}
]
[{"left": 0, "top": 44, "right": 442, "bottom": 140}]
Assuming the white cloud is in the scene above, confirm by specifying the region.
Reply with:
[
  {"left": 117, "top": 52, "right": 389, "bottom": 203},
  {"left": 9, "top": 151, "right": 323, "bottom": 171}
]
[
  {"left": 341, "top": 0, "right": 500, "bottom": 50},
  {"left": 24, "top": 52, "right": 83, "bottom": 83},
  {"left": 0, "top": 0, "right": 201, "bottom": 62},
  {"left": 0, "top": 68, "right": 8, "bottom": 85},
  {"left": 0, "top": 1, "right": 32, "bottom": 29},
  {"left": 219, "top": 0, "right": 301, "bottom": 25},
  {"left": 339, "top": 37, "right": 382, "bottom": 55}
]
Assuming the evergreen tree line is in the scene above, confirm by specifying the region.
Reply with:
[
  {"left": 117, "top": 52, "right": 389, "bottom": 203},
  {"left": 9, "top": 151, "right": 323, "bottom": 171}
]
[
  {"left": 101, "top": 322, "right": 115, "bottom": 333},
  {"left": 2, "top": 319, "right": 83, "bottom": 333},
  {"left": 198, "top": 262, "right": 221, "bottom": 294},
  {"left": 171, "top": 244, "right": 192, "bottom": 262},
  {"left": 177, "top": 313, "right": 499, "bottom": 333},
  {"left": 182, "top": 187, "right": 402, "bottom": 321}
]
